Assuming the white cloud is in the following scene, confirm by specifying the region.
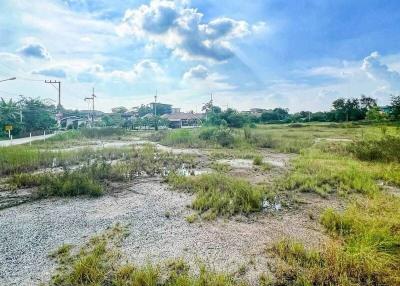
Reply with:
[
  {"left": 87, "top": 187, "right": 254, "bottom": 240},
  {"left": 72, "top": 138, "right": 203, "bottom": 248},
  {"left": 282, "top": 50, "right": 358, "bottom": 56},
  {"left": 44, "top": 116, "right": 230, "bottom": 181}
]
[
  {"left": 182, "top": 65, "right": 236, "bottom": 91},
  {"left": 361, "top": 51, "right": 400, "bottom": 89},
  {"left": 117, "top": 0, "right": 255, "bottom": 62},
  {"left": 17, "top": 42, "right": 51, "bottom": 60},
  {"left": 32, "top": 67, "right": 67, "bottom": 78},
  {"left": 183, "top": 65, "right": 209, "bottom": 80},
  {"left": 77, "top": 60, "right": 165, "bottom": 83}
]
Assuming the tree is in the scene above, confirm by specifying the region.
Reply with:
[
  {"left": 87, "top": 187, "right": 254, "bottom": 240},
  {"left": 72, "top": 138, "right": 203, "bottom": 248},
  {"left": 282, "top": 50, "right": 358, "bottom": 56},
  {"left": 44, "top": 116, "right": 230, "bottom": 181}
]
[
  {"left": 20, "top": 97, "right": 57, "bottom": 132},
  {"left": 0, "top": 98, "right": 21, "bottom": 136},
  {"left": 101, "top": 115, "right": 114, "bottom": 126},
  {"left": 261, "top": 108, "right": 289, "bottom": 122},
  {"left": 332, "top": 98, "right": 364, "bottom": 121},
  {"left": 111, "top": 106, "right": 128, "bottom": 114},
  {"left": 391, "top": 95, "right": 400, "bottom": 119},
  {"left": 138, "top": 105, "right": 152, "bottom": 117},
  {"left": 366, "top": 106, "right": 387, "bottom": 121},
  {"left": 360, "top": 95, "right": 377, "bottom": 109}
]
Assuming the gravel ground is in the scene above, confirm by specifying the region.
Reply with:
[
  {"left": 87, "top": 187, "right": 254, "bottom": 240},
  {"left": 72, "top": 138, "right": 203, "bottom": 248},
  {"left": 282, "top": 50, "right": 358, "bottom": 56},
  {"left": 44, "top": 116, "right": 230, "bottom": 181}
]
[{"left": 0, "top": 178, "right": 327, "bottom": 285}]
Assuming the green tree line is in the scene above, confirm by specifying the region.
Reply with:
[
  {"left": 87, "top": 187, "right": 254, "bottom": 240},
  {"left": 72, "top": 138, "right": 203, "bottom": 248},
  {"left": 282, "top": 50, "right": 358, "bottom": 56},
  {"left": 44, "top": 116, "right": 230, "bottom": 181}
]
[{"left": 0, "top": 97, "right": 56, "bottom": 138}]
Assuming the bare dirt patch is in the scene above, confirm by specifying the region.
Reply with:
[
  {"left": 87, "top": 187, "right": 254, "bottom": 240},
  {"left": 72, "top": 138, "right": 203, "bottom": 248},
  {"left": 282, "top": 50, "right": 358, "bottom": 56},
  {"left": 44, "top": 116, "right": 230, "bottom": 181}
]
[{"left": 0, "top": 178, "right": 333, "bottom": 286}]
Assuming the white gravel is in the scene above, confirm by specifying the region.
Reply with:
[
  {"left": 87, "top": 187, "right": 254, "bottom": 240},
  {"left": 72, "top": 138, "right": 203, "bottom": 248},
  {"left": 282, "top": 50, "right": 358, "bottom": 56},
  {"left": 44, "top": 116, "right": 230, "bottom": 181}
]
[{"left": 0, "top": 179, "right": 326, "bottom": 286}]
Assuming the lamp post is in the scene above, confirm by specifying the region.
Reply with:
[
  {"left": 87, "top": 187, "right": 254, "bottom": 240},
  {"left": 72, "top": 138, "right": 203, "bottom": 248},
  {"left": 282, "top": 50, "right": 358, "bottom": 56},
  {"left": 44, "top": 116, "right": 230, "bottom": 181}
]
[{"left": 0, "top": 77, "right": 16, "bottom": 83}]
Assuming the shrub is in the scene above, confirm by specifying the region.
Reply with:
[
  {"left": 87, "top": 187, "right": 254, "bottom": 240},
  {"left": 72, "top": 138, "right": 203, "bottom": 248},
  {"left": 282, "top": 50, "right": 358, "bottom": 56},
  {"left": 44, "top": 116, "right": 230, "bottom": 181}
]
[
  {"left": 199, "top": 127, "right": 218, "bottom": 141},
  {"left": 253, "top": 155, "right": 263, "bottom": 166},
  {"left": 212, "top": 128, "right": 235, "bottom": 147}
]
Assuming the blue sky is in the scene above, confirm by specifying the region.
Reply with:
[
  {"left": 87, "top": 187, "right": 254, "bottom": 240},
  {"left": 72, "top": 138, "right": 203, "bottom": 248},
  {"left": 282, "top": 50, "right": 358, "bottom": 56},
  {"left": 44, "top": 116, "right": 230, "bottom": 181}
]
[{"left": 0, "top": 0, "right": 400, "bottom": 112}]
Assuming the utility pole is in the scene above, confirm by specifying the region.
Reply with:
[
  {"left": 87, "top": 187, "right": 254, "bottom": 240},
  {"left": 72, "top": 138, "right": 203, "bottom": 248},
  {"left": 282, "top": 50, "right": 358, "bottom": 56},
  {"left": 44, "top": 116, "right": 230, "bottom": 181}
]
[
  {"left": 45, "top": 80, "right": 62, "bottom": 108},
  {"left": 154, "top": 90, "right": 158, "bottom": 131},
  {"left": 154, "top": 90, "right": 157, "bottom": 117},
  {"left": 85, "top": 88, "right": 96, "bottom": 126}
]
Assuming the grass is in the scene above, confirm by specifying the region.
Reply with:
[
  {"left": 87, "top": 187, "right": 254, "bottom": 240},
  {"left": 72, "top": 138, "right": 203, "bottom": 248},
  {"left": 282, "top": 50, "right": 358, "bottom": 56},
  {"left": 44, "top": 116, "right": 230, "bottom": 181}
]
[
  {"left": 270, "top": 193, "right": 400, "bottom": 286},
  {"left": 0, "top": 144, "right": 140, "bottom": 176},
  {"left": 48, "top": 224, "right": 245, "bottom": 286},
  {"left": 210, "top": 162, "right": 232, "bottom": 173},
  {"left": 7, "top": 145, "right": 195, "bottom": 199},
  {"left": 166, "top": 172, "right": 272, "bottom": 218},
  {"left": 348, "top": 135, "right": 400, "bottom": 162},
  {"left": 9, "top": 166, "right": 106, "bottom": 197},
  {"left": 280, "top": 147, "right": 400, "bottom": 197}
]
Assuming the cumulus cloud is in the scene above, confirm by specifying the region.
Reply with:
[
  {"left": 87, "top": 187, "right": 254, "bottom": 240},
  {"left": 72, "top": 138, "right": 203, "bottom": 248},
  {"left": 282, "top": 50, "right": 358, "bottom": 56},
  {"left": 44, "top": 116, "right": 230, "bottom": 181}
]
[
  {"left": 17, "top": 42, "right": 51, "bottom": 59},
  {"left": 32, "top": 67, "right": 67, "bottom": 78},
  {"left": 362, "top": 51, "right": 400, "bottom": 89},
  {"left": 182, "top": 65, "right": 236, "bottom": 91},
  {"left": 117, "top": 0, "right": 254, "bottom": 62},
  {"left": 183, "top": 65, "right": 209, "bottom": 80},
  {"left": 77, "top": 60, "right": 164, "bottom": 83}
]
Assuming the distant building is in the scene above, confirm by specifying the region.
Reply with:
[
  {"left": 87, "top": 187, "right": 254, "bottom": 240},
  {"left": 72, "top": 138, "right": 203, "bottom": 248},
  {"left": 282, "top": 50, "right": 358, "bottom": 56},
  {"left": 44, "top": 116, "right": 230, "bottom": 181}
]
[
  {"left": 60, "top": 116, "right": 87, "bottom": 129},
  {"left": 149, "top": 102, "right": 172, "bottom": 115},
  {"left": 171, "top": 107, "right": 181, "bottom": 114},
  {"left": 242, "top": 108, "right": 266, "bottom": 118},
  {"left": 162, "top": 112, "right": 204, "bottom": 128},
  {"left": 380, "top": 106, "right": 392, "bottom": 114}
]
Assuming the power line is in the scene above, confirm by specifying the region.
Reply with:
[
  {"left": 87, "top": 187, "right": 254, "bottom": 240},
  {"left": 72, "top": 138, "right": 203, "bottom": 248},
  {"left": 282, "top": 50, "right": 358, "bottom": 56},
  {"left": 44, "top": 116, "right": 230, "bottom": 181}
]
[{"left": 45, "top": 80, "right": 62, "bottom": 108}]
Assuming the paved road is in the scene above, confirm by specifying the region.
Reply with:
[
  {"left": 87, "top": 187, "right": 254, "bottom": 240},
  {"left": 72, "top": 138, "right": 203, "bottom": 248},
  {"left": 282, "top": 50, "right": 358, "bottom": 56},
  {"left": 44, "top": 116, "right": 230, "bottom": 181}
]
[{"left": 0, "top": 133, "right": 57, "bottom": 147}]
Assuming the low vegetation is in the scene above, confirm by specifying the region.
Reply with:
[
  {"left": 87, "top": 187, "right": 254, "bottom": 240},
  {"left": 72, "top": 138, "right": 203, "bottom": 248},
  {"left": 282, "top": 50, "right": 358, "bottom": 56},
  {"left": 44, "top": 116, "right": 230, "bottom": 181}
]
[
  {"left": 6, "top": 145, "right": 195, "bottom": 199},
  {"left": 349, "top": 135, "right": 400, "bottom": 162},
  {"left": 271, "top": 193, "right": 400, "bottom": 286},
  {"left": 280, "top": 146, "right": 400, "bottom": 197},
  {"left": 48, "top": 224, "right": 244, "bottom": 286},
  {"left": 167, "top": 172, "right": 272, "bottom": 218}
]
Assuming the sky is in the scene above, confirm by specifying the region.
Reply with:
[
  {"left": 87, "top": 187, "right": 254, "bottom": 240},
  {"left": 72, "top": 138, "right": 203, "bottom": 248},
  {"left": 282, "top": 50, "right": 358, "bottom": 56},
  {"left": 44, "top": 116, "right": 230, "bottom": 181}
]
[{"left": 0, "top": 0, "right": 400, "bottom": 112}]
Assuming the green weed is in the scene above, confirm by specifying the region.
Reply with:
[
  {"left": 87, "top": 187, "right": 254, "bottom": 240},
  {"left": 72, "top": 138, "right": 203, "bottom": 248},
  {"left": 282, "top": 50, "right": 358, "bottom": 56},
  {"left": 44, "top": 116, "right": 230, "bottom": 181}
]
[
  {"left": 167, "top": 173, "right": 270, "bottom": 218},
  {"left": 48, "top": 224, "right": 245, "bottom": 286}
]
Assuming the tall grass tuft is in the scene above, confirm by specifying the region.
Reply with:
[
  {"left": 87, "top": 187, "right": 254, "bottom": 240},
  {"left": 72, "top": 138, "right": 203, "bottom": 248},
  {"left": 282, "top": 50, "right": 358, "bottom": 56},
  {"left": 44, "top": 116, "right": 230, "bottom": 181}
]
[
  {"left": 271, "top": 193, "right": 400, "bottom": 286},
  {"left": 167, "top": 173, "right": 270, "bottom": 218}
]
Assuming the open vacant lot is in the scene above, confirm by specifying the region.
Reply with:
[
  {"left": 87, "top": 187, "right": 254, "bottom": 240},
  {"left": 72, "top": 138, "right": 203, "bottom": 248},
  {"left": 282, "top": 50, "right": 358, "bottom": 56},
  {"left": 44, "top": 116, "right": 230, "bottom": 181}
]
[{"left": 1, "top": 123, "right": 399, "bottom": 285}]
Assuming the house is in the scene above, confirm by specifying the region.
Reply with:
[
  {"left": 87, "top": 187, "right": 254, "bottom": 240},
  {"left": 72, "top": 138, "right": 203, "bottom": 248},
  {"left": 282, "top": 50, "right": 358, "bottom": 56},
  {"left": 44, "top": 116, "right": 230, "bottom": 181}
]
[
  {"left": 60, "top": 116, "right": 87, "bottom": 129},
  {"left": 162, "top": 112, "right": 204, "bottom": 128}
]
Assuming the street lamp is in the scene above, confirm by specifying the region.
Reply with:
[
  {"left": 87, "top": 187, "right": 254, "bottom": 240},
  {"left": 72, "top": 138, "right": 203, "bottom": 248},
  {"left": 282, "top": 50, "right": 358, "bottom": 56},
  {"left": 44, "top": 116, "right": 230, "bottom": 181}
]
[{"left": 0, "top": 77, "right": 16, "bottom": 83}]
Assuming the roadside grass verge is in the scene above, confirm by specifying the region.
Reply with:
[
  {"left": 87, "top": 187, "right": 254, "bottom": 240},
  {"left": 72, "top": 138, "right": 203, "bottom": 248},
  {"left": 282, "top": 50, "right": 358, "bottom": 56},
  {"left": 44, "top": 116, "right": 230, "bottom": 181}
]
[
  {"left": 48, "top": 224, "right": 245, "bottom": 286},
  {"left": 270, "top": 193, "right": 400, "bottom": 286},
  {"left": 166, "top": 172, "right": 272, "bottom": 218}
]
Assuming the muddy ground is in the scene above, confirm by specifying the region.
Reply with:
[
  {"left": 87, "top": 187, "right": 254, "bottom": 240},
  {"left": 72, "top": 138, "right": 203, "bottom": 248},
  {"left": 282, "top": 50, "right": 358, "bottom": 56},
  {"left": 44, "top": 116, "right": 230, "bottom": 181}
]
[{"left": 0, "top": 140, "right": 338, "bottom": 285}]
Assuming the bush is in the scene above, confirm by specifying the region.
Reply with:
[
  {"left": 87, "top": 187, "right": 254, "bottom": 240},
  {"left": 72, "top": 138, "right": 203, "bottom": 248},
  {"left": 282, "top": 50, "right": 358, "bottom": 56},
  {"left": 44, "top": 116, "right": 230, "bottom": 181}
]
[
  {"left": 212, "top": 128, "right": 235, "bottom": 147},
  {"left": 253, "top": 155, "right": 263, "bottom": 166},
  {"left": 198, "top": 127, "right": 218, "bottom": 141}
]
